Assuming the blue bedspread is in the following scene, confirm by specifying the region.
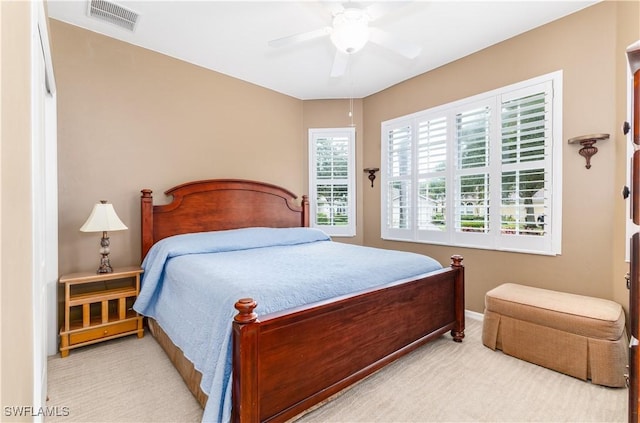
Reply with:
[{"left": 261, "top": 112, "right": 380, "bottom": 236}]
[{"left": 133, "top": 227, "right": 442, "bottom": 422}]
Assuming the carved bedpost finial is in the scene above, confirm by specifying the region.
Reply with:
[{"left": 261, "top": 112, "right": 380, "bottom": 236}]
[
  {"left": 234, "top": 298, "right": 258, "bottom": 324},
  {"left": 450, "top": 255, "right": 464, "bottom": 268}
]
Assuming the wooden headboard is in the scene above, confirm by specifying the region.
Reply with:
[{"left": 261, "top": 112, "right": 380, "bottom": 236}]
[{"left": 140, "top": 179, "right": 309, "bottom": 259}]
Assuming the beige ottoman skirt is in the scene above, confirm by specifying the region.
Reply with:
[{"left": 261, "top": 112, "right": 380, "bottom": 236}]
[{"left": 482, "top": 283, "right": 628, "bottom": 387}]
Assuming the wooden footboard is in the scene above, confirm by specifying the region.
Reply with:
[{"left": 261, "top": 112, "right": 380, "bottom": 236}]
[{"left": 232, "top": 256, "right": 464, "bottom": 423}]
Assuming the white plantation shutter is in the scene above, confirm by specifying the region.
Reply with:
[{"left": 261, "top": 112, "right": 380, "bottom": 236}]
[
  {"left": 417, "top": 117, "right": 447, "bottom": 233},
  {"left": 454, "top": 105, "right": 491, "bottom": 236},
  {"left": 388, "top": 125, "right": 412, "bottom": 178},
  {"left": 500, "top": 91, "right": 548, "bottom": 237},
  {"left": 381, "top": 72, "right": 562, "bottom": 255},
  {"left": 309, "top": 128, "right": 355, "bottom": 237},
  {"left": 418, "top": 117, "right": 447, "bottom": 173},
  {"left": 498, "top": 82, "right": 554, "bottom": 253},
  {"left": 456, "top": 106, "right": 490, "bottom": 169},
  {"left": 385, "top": 123, "right": 412, "bottom": 235},
  {"left": 501, "top": 92, "right": 547, "bottom": 164}
]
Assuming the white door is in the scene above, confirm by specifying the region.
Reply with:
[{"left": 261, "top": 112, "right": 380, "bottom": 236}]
[{"left": 31, "top": 1, "right": 58, "bottom": 417}]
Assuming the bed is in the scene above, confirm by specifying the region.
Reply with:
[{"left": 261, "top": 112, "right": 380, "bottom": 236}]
[{"left": 135, "top": 179, "right": 465, "bottom": 423}]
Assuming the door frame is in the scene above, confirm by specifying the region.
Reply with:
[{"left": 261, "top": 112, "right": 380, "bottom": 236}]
[{"left": 31, "top": 0, "right": 58, "bottom": 415}]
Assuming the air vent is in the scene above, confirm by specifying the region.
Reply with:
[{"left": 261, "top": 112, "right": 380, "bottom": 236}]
[{"left": 88, "top": 0, "right": 139, "bottom": 32}]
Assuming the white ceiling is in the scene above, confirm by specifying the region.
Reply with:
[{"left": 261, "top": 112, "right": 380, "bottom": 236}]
[{"left": 47, "top": 0, "right": 599, "bottom": 100}]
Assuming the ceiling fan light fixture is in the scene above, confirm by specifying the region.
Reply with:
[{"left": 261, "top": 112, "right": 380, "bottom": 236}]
[{"left": 330, "top": 8, "right": 370, "bottom": 54}]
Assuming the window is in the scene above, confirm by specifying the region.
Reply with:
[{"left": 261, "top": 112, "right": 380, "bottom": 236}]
[
  {"left": 381, "top": 71, "right": 562, "bottom": 255},
  {"left": 309, "top": 127, "right": 356, "bottom": 237}
]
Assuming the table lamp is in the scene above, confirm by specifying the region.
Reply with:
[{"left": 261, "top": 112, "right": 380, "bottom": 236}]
[{"left": 80, "top": 200, "right": 128, "bottom": 273}]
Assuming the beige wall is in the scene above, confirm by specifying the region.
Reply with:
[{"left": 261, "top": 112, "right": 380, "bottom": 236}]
[
  {"left": 363, "top": 0, "right": 640, "bottom": 313},
  {"left": 0, "top": 0, "right": 35, "bottom": 416},
  {"left": 51, "top": 1, "right": 639, "bottom": 320},
  {"left": 50, "top": 20, "right": 306, "bottom": 275}
]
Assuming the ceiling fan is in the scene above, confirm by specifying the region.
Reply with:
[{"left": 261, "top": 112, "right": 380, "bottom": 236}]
[{"left": 268, "top": 2, "right": 422, "bottom": 78}]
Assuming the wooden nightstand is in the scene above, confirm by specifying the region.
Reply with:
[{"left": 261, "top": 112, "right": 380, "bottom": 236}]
[{"left": 59, "top": 266, "right": 144, "bottom": 357}]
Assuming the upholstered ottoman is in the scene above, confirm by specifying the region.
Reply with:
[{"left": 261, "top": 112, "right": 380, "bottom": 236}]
[{"left": 482, "top": 283, "right": 628, "bottom": 387}]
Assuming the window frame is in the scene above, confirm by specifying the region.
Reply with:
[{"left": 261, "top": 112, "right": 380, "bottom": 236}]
[
  {"left": 308, "top": 127, "right": 356, "bottom": 237},
  {"left": 381, "top": 71, "right": 563, "bottom": 255}
]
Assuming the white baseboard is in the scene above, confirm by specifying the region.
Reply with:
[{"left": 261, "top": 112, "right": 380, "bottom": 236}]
[{"left": 465, "top": 309, "right": 484, "bottom": 321}]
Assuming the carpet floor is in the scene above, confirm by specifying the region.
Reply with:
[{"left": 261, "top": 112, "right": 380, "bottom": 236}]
[{"left": 46, "top": 317, "right": 627, "bottom": 422}]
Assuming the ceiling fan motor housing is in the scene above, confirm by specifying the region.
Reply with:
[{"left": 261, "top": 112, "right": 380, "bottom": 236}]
[{"left": 330, "top": 8, "right": 370, "bottom": 54}]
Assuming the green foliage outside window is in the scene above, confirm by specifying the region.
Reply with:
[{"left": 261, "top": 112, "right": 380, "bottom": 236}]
[{"left": 316, "top": 212, "right": 348, "bottom": 226}]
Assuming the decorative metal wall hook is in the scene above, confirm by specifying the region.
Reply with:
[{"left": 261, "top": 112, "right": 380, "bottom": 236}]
[
  {"left": 364, "top": 168, "right": 379, "bottom": 187},
  {"left": 568, "top": 133, "right": 609, "bottom": 169}
]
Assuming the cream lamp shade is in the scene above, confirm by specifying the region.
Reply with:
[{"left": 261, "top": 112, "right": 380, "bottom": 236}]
[
  {"left": 80, "top": 201, "right": 128, "bottom": 232},
  {"left": 80, "top": 201, "right": 127, "bottom": 273}
]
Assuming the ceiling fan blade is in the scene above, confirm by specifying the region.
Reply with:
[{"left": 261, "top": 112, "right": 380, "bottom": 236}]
[
  {"left": 330, "top": 50, "right": 349, "bottom": 78},
  {"left": 369, "top": 27, "right": 421, "bottom": 59},
  {"left": 268, "top": 27, "right": 330, "bottom": 49}
]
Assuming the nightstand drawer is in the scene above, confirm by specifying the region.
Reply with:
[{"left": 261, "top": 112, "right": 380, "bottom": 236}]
[{"left": 69, "top": 319, "right": 138, "bottom": 345}]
